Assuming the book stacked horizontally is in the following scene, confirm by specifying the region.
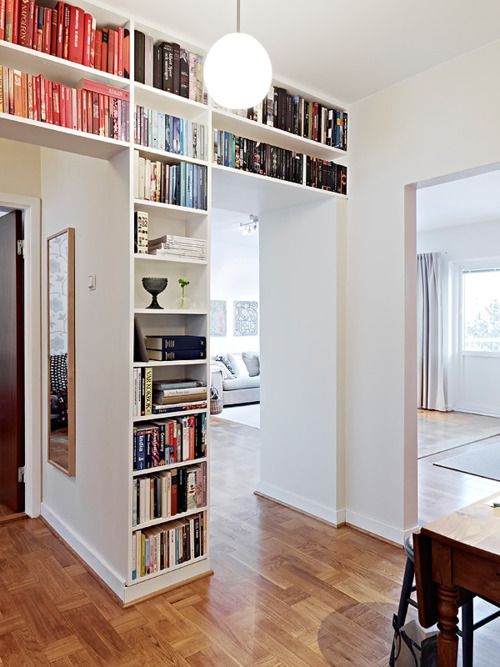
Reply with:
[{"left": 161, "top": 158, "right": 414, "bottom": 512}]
[
  {"left": 146, "top": 335, "right": 206, "bottom": 362},
  {"left": 148, "top": 235, "right": 207, "bottom": 261},
  {"left": 152, "top": 377, "right": 207, "bottom": 415}
]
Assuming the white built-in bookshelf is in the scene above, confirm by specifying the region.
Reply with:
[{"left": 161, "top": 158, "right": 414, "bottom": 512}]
[{"left": 0, "top": 0, "right": 348, "bottom": 603}]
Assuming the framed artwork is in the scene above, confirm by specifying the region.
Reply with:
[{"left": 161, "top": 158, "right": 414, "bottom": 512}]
[
  {"left": 210, "top": 300, "right": 227, "bottom": 336},
  {"left": 234, "top": 301, "right": 258, "bottom": 336}
]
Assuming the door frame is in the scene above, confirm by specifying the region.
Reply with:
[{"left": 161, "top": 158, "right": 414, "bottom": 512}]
[{"left": 0, "top": 192, "right": 41, "bottom": 517}]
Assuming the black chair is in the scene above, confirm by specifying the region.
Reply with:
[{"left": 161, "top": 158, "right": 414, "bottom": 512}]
[{"left": 389, "top": 537, "right": 500, "bottom": 666}]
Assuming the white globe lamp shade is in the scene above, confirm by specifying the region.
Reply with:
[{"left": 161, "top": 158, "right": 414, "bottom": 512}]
[{"left": 204, "top": 32, "right": 272, "bottom": 109}]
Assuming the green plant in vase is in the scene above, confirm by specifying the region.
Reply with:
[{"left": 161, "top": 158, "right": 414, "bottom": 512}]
[{"left": 178, "top": 278, "right": 190, "bottom": 309}]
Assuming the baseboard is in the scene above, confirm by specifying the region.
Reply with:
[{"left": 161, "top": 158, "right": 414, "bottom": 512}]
[
  {"left": 254, "top": 481, "right": 346, "bottom": 527},
  {"left": 454, "top": 405, "right": 500, "bottom": 419},
  {"left": 41, "top": 503, "right": 125, "bottom": 601},
  {"left": 346, "top": 508, "right": 418, "bottom": 545}
]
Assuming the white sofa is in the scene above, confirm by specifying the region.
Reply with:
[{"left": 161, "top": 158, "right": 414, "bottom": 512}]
[{"left": 211, "top": 352, "right": 260, "bottom": 406}]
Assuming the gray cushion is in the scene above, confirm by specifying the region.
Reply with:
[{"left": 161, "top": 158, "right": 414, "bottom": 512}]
[
  {"left": 223, "top": 375, "right": 260, "bottom": 391},
  {"left": 214, "top": 354, "right": 235, "bottom": 377},
  {"left": 242, "top": 352, "right": 260, "bottom": 377}
]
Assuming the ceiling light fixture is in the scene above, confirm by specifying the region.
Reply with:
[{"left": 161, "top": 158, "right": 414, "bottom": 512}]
[
  {"left": 204, "top": 0, "right": 272, "bottom": 110},
  {"left": 240, "top": 214, "right": 259, "bottom": 236}
]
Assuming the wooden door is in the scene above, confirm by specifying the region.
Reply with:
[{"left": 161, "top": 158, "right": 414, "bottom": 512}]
[{"left": 0, "top": 210, "right": 24, "bottom": 513}]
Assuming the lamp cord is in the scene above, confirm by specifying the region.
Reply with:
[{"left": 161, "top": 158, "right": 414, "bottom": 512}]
[{"left": 236, "top": 0, "right": 240, "bottom": 32}]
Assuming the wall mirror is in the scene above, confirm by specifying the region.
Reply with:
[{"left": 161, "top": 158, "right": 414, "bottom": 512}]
[{"left": 47, "top": 228, "right": 76, "bottom": 476}]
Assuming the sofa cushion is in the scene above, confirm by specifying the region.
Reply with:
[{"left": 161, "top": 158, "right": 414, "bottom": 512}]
[
  {"left": 223, "top": 375, "right": 260, "bottom": 391},
  {"left": 228, "top": 353, "right": 249, "bottom": 378},
  {"left": 242, "top": 351, "right": 260, "bottom": 377},
  {"left": 214, "top": 354, "right": 236, "bottom": 377},
  {"left": 212, "top": 360, "right": 234, "bottom": 379}
]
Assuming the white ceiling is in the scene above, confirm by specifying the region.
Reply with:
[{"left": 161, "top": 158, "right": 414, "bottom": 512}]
[
  {"left": 417, "top": 170, "right": 500, "bottom": 232},
  {"left": 114, "top": 0, "right": 500, "bottom": 104}
]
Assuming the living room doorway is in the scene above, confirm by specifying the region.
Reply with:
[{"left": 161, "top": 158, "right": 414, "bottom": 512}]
[{"left": 210, "top": 208, "right": 260, "bottom": 429}]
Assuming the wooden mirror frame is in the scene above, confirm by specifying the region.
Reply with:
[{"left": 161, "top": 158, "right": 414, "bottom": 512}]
[{"left": 47, "top": 227, "right": 76, "bottom": 476}]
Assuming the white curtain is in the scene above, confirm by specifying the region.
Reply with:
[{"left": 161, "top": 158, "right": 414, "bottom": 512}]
[{"left": 417, "top": 252, "right": 447, "bottom": 411}]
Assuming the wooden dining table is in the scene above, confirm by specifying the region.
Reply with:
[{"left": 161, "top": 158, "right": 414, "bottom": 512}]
[{"left": 414, "top": 494, "right": 500, "bottom": 666}]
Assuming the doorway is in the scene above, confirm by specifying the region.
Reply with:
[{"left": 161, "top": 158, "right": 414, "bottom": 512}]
[
  {"left": 0, "top": 208, "right": 25, "bottom": 516},
  {"left": 0, "top": 194, "right": 41, "bottom": 519},
  {"left": 210, "top": 208, "right": 260, "bottom": 429},
  {"left": 415, "top": 168, "right": 500, "bottom": 523}
]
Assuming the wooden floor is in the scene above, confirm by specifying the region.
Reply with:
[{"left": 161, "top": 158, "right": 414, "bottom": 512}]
[
  {"left": 418, "top": 409, "right": 500, "bottom": 458},
  {"left": 0, "top": 419, "right": 499, "bottom": 665}
]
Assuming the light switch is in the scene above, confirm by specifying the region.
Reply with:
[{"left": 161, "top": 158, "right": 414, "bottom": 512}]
[{"left": 88, "top": 274, "right": 96, "bottom": 290}]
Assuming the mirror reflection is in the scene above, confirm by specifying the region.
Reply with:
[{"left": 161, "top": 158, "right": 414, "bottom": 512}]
[{"left": 48, "top": 228, "right": 75, "bottom": 476}]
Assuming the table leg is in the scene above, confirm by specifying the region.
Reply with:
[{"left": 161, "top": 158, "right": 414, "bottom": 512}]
[{"left": 437, "top": 584, "right": 459, "bottom": 666}]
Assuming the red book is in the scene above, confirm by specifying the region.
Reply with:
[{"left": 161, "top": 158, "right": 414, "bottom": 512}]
[
  {"left": 100, "top": 28, "right": 108, "bottom": 72},
  {"left": 103, "top": 94, "right": 109, "bottom": 137},
  {"left": 80, "top": 78, "right": 129, "bottom": 102},
  {"left": 27, "top": 72, "right": 33, "bottom": 118},
  {"left": 81, "top": 12, "right": 92, "bottom": 66},
  {"left": 46, "top": 79, "right": 53, "bottom": 123},
  {"left": 62, "top": 3, "right": 70, "bottom": 59},
  {"left": 12, "top": 0, "right": 19, "bottom": 44},
  {"left": 91, "top": 90, "right": 98, "bottom": 134},
  {"left": 0, "top": 0, "right": 5, "bottom": 40},
  {"left": 113, "top": 29, "right": 118, "bottom": 75},
  {"left": 55, "top": 2, "right": 64, "bottom": 57},
  {"left": 43, "top": 8, "right": 52, "bottom": 54},
  {"left": 66, "top": 86, "right": 72, "bottom": 128},
  {"left": 117, "top": 27, "right": 123, "bottom": 77},
  {"left": 39, "top": 75, "right": 46, "bottom": 120},
  {"left": 94, "top": 29, "right": 102, "bottom": 69},
  {"left": 60, "top": 84, "right": 66, "bottom": 126},
  {"left": 52, "top": 82, "right": 60, "bottom": 125},
  {"left": 33, "top": 5, "right": 41, "bottom": 51},
  {"left": 98, "top": 92, "right": 104, "bottom": 135},
  {"left": 89, "top": 17, "right": 96, "bottom": 68},
  {"left": 86, "top": 90, "right": 91, "bottom": 132},
  {"left": 81, "top": 86, "right": 87, "bottom": 131},
  {"left": 68, "top": 5, "right": 84, "bottom": 64},
  {"left": 33, "top": 74, "right": 39, "bottom": 121},
  {"left": 17, "top": 0, "right": 29, "bottom": 47},
  {"left": 107, "top": 29, "right": 115, "bottom": 74},
  {"left": 50, "top": 7, "right": 57, "bottom": 55},
  {"left": 76, "top": 88, "right": 81, "bottom": 130},
  {"left": 123, "top": 29, "right": 130, "bottom": 78},
  {"left": 27, "top": 0, "right": 35, "bottom": 48},
  {"left": 4, "top": 0, "right": 14, "bottom": 42}
]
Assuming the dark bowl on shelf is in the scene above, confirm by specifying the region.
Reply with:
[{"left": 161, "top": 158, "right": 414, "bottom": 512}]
[{"left": 142, "top": 277, "right": 168, "bottom": 309}]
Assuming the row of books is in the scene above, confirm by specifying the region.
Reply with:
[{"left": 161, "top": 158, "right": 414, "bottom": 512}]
[
  {"left": 131, "top": 511, "right": 206, "bottom": 579},
  {"left": 134, "top": 151, "right": 208, "bottom": 210},
  {"left": 133, "top": 412, "right": 207, "bottom": 471},
  {"left": 132, "top": 462, "right": 207, "bottom": 526},
  {"left": 146, "top": 336, "right": 207, "bottom": 363},
  {"left": 134, "top": 105, "right": 208, "bottom": 161},
  {"left": 148, "top": 234, "right": 207, "bottom": 261},
  {"left": 133, "top": 369, "right": 208, "bottom": 417},
  {"left": 213, "top": 130, "right": 303, "bottom": 184},
  {"left": 0, "top": 1, "right": 129, "bottom": 76},
  {"left": 231, "top": 86, "right": 347, "bottom": 150},
  {"left": 134, "top": 31, "right": 204, "bottom": 103},
  {"left": 306, "top": 157, "right": 347, "bottom": 195},
  {"left": 0, "top": 68, "right": 130, "bottom": 139}
]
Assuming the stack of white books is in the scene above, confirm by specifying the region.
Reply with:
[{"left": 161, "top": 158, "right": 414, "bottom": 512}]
[{"left": 149, "top": 235, "right": 207, "bottom": 261}]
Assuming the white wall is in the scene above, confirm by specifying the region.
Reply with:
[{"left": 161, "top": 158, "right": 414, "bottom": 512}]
[
  {"left": 347, "top": 38, "right": 500, "bottom": 542},
  {"left": 210, "top": 214, "right": 259, "bottom": 357},
  {"left": 418, "top": 220, "right": 500, "bottom": 417},
  {"left": 40, "top": 148, "right": 131, "bottom": 592},
  {"left": 257, "top": 198, "right": 346, "bottom": 525}
]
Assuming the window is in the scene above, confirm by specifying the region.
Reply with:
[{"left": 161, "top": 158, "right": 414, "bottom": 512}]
[{"left": 462, "top": 268, "right": 500, "bottom": 353}]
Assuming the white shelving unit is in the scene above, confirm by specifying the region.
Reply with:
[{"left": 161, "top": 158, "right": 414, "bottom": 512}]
[{"left": 0, "top": 0, "right": 348, "bottom": 605}]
